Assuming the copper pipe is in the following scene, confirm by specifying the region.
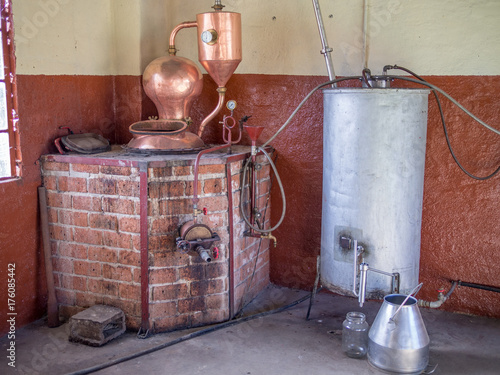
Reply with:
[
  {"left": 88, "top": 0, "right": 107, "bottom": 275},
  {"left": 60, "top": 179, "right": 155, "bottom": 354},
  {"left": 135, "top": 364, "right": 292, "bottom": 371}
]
[
  {"left": 197, "top": 87, "right": 226, "bottom": 138},
  {"left": 169, "top": 21, "right": 197, "bottom": 55},
  {"left": 192, "top": 143, "right": 231, "bottom": 221}
]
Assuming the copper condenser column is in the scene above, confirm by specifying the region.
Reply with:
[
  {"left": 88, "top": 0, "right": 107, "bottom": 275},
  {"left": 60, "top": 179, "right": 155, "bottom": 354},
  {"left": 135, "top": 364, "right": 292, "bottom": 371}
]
[{"left": 196, "top": 8, "right": 242, "bottom": 137}]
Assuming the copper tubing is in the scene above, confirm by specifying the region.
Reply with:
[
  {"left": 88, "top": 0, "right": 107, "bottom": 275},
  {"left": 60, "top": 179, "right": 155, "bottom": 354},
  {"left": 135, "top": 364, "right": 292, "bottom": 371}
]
[
  {"left": 169, "top": 21, "right": 197, "bottom": 55},
  {"left": 197, "top": 87, "right": 226, "bottom": 137},
  {"left": 192, "top": 143, "right": 231, "bottom": 221}
]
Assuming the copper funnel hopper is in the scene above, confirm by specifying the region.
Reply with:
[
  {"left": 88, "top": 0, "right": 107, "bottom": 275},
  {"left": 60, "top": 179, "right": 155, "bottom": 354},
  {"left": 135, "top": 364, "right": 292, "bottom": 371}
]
[{"left": 197, "top": 11, "right": 242, "bottom": 88}]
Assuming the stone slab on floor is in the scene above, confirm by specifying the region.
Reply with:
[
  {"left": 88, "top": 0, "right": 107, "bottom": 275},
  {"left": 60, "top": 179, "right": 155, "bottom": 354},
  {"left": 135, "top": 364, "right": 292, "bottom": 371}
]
[{"left": 69, "top": 305, "right": 126, "bottom": 347}]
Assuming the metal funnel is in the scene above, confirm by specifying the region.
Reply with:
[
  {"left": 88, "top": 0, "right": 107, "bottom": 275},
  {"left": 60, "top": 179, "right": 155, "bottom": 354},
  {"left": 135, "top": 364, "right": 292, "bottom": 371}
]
[
  {"left": 244, "top": 125, "right": 264, "bottom": 143},
  {"left": 197, "top": 11, "right": 242, "bottom": 87}
]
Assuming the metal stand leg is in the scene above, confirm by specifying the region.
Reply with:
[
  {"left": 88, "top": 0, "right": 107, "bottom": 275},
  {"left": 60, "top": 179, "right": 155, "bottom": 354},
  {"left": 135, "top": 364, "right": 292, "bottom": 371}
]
[{"left": 306, "top": 255, "right": 322, "bottom": 320}]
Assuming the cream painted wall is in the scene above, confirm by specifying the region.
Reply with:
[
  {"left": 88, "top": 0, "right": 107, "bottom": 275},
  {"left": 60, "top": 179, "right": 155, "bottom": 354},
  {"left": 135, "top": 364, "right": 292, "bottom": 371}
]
[{"left": 13, "top": 0, "right": 500, "bottom": 76}]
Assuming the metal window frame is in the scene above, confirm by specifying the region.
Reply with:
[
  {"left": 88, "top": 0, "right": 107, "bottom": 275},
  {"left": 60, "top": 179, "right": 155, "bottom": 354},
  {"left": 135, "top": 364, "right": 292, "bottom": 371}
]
[{"left": 0, "top": 0, "right": 21, "bottom": 181}]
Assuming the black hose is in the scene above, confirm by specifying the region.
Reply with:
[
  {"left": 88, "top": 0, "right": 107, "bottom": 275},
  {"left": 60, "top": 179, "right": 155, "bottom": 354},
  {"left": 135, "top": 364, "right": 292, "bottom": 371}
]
[
  {"left": 385, "top": 65, "right": 500, "bottom": 180},
  {"left": 458, "top": 280, "right": 500, "bottom": 294},
  {"left": 66, "top": 292, "right": 311, "bottom": 375}
]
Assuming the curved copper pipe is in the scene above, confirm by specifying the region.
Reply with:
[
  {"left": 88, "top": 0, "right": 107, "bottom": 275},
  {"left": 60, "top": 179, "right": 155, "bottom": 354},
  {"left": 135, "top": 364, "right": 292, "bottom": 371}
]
[
  {"left": 197, "top": 87, "right": 226, "bottom": 138},
  {"left": 169, "top": 21, "right": 197, "bottom": 55},
  {"left": 192, "top": 143, "right": 231, "bottom": 222}
]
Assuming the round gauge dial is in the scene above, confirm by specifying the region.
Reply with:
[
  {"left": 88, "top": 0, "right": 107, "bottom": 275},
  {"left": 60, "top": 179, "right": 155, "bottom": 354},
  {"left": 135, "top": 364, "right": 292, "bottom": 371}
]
[
  {"left": 226, "top": 100, "right": 237, "bottom": 111},
  {"left": 201, "top": 29, "right": 218, "bottom": 45}
]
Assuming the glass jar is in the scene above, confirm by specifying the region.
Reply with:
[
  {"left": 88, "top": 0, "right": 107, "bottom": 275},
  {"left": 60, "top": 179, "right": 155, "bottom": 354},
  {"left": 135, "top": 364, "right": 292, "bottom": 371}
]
[{"left": 342, "top": 311, "right": 369, "bottom": 358}]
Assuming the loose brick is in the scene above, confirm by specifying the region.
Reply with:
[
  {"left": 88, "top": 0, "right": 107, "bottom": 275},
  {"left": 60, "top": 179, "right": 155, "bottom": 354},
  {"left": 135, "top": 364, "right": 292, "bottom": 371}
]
[
  {"left": 178, "top": 297, "right": 205, "bottom": 314},
  {"left": 59, "top": 243, "right": 88, "bottom": 259},
  {"left": 74, "top": 227, "right": 103, "bottom": 246},
  {"left": 59, "top": 210, "right": 88, "bottom": 227},
  {"left": 118, "top": 216, "right": 140, "bottom": 233},
  {"left": 43, "top": 161, "right": 69, "bottom": 171},
  {"left": 103, "top": 231, "right": 132, "bottom": 249},
  {"left": 73, "top": 195, "right": 101, "bottom": 211},
  {"left": 58, "top": 176, "right": 88, "bottom": 193},
  {"left": 149, "top": 268, "right": 177, "bottom": 285},
  {"left": 102, "top": 197, "right": 135, "bottom": 215},
  {"left": 89, "top": 213, "right": 118, "bottom": 231},
  {"left": 88, "top": 246, "right": 118, "bottom": 263},
  {"left": 89, "top": 178, "right": 117, "bottom": 195},
  {"left": 100, "top": 165, "right": 131, "bottom": 176}
]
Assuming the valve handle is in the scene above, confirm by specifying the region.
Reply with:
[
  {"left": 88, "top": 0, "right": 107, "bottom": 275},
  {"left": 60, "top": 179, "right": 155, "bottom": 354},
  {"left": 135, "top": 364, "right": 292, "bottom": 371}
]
[
  {"left": 213, "top": 247, "right": 219, "bottom": 259},
  {"left": 203, "top": 207, "right": 208, "bottom": 215}
]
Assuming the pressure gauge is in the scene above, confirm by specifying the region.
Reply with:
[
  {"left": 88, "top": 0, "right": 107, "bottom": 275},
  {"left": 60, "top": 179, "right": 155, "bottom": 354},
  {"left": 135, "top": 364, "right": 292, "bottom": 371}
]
[
  {"left": 226, "top": 100, "right": 237, "bottom": 111},
  {"left": 201, "top": 29, "right": 218, "bottom": 45}
]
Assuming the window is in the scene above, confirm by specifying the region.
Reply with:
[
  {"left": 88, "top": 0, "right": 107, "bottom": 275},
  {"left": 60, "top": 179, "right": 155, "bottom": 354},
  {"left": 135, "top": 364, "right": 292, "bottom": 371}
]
[{"left": 0, "top": 0, "right": 20, "bottom": 180}]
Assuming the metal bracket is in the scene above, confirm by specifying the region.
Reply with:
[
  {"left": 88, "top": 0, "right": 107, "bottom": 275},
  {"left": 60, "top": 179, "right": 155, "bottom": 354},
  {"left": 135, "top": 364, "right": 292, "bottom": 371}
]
[{"left": 137, "top": 327, "right": 150, "bottom": 339}]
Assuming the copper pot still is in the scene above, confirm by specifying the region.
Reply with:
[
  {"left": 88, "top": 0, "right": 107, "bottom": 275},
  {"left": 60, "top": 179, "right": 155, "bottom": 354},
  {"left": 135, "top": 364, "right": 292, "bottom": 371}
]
[{"left": 127, "top": 1, "right": 242, "bottom": 151}]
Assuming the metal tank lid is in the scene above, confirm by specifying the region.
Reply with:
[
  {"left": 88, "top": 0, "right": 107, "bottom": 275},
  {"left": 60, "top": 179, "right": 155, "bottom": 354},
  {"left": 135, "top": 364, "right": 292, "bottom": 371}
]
[{"left": 322, "top": 88, "right": 430, "bottom": 94}]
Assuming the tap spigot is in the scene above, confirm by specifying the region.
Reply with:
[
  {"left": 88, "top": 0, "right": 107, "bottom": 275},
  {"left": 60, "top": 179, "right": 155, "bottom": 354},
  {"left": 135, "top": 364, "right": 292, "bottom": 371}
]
[{"left": 261, "top": 233, "right": 277, "bottom": 247}]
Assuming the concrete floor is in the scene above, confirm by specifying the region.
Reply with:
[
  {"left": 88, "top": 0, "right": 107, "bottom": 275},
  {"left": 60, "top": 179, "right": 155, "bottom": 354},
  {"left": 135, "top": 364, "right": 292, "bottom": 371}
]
[{"left": 2, "top": 285, "right": 500, "bottom": 375}]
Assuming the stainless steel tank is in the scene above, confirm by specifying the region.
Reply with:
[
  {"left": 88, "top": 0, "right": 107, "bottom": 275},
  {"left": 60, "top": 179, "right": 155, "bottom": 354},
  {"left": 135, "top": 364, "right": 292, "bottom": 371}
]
[{"left": 321, "top": 88, "right": 430, "bottom": 298}]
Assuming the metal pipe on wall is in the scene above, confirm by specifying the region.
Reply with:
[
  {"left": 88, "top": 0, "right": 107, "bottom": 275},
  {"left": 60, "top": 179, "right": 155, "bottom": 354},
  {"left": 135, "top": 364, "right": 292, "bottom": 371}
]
[{"left": 312, "top": 0, "right": 337, "bottom": 85}]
